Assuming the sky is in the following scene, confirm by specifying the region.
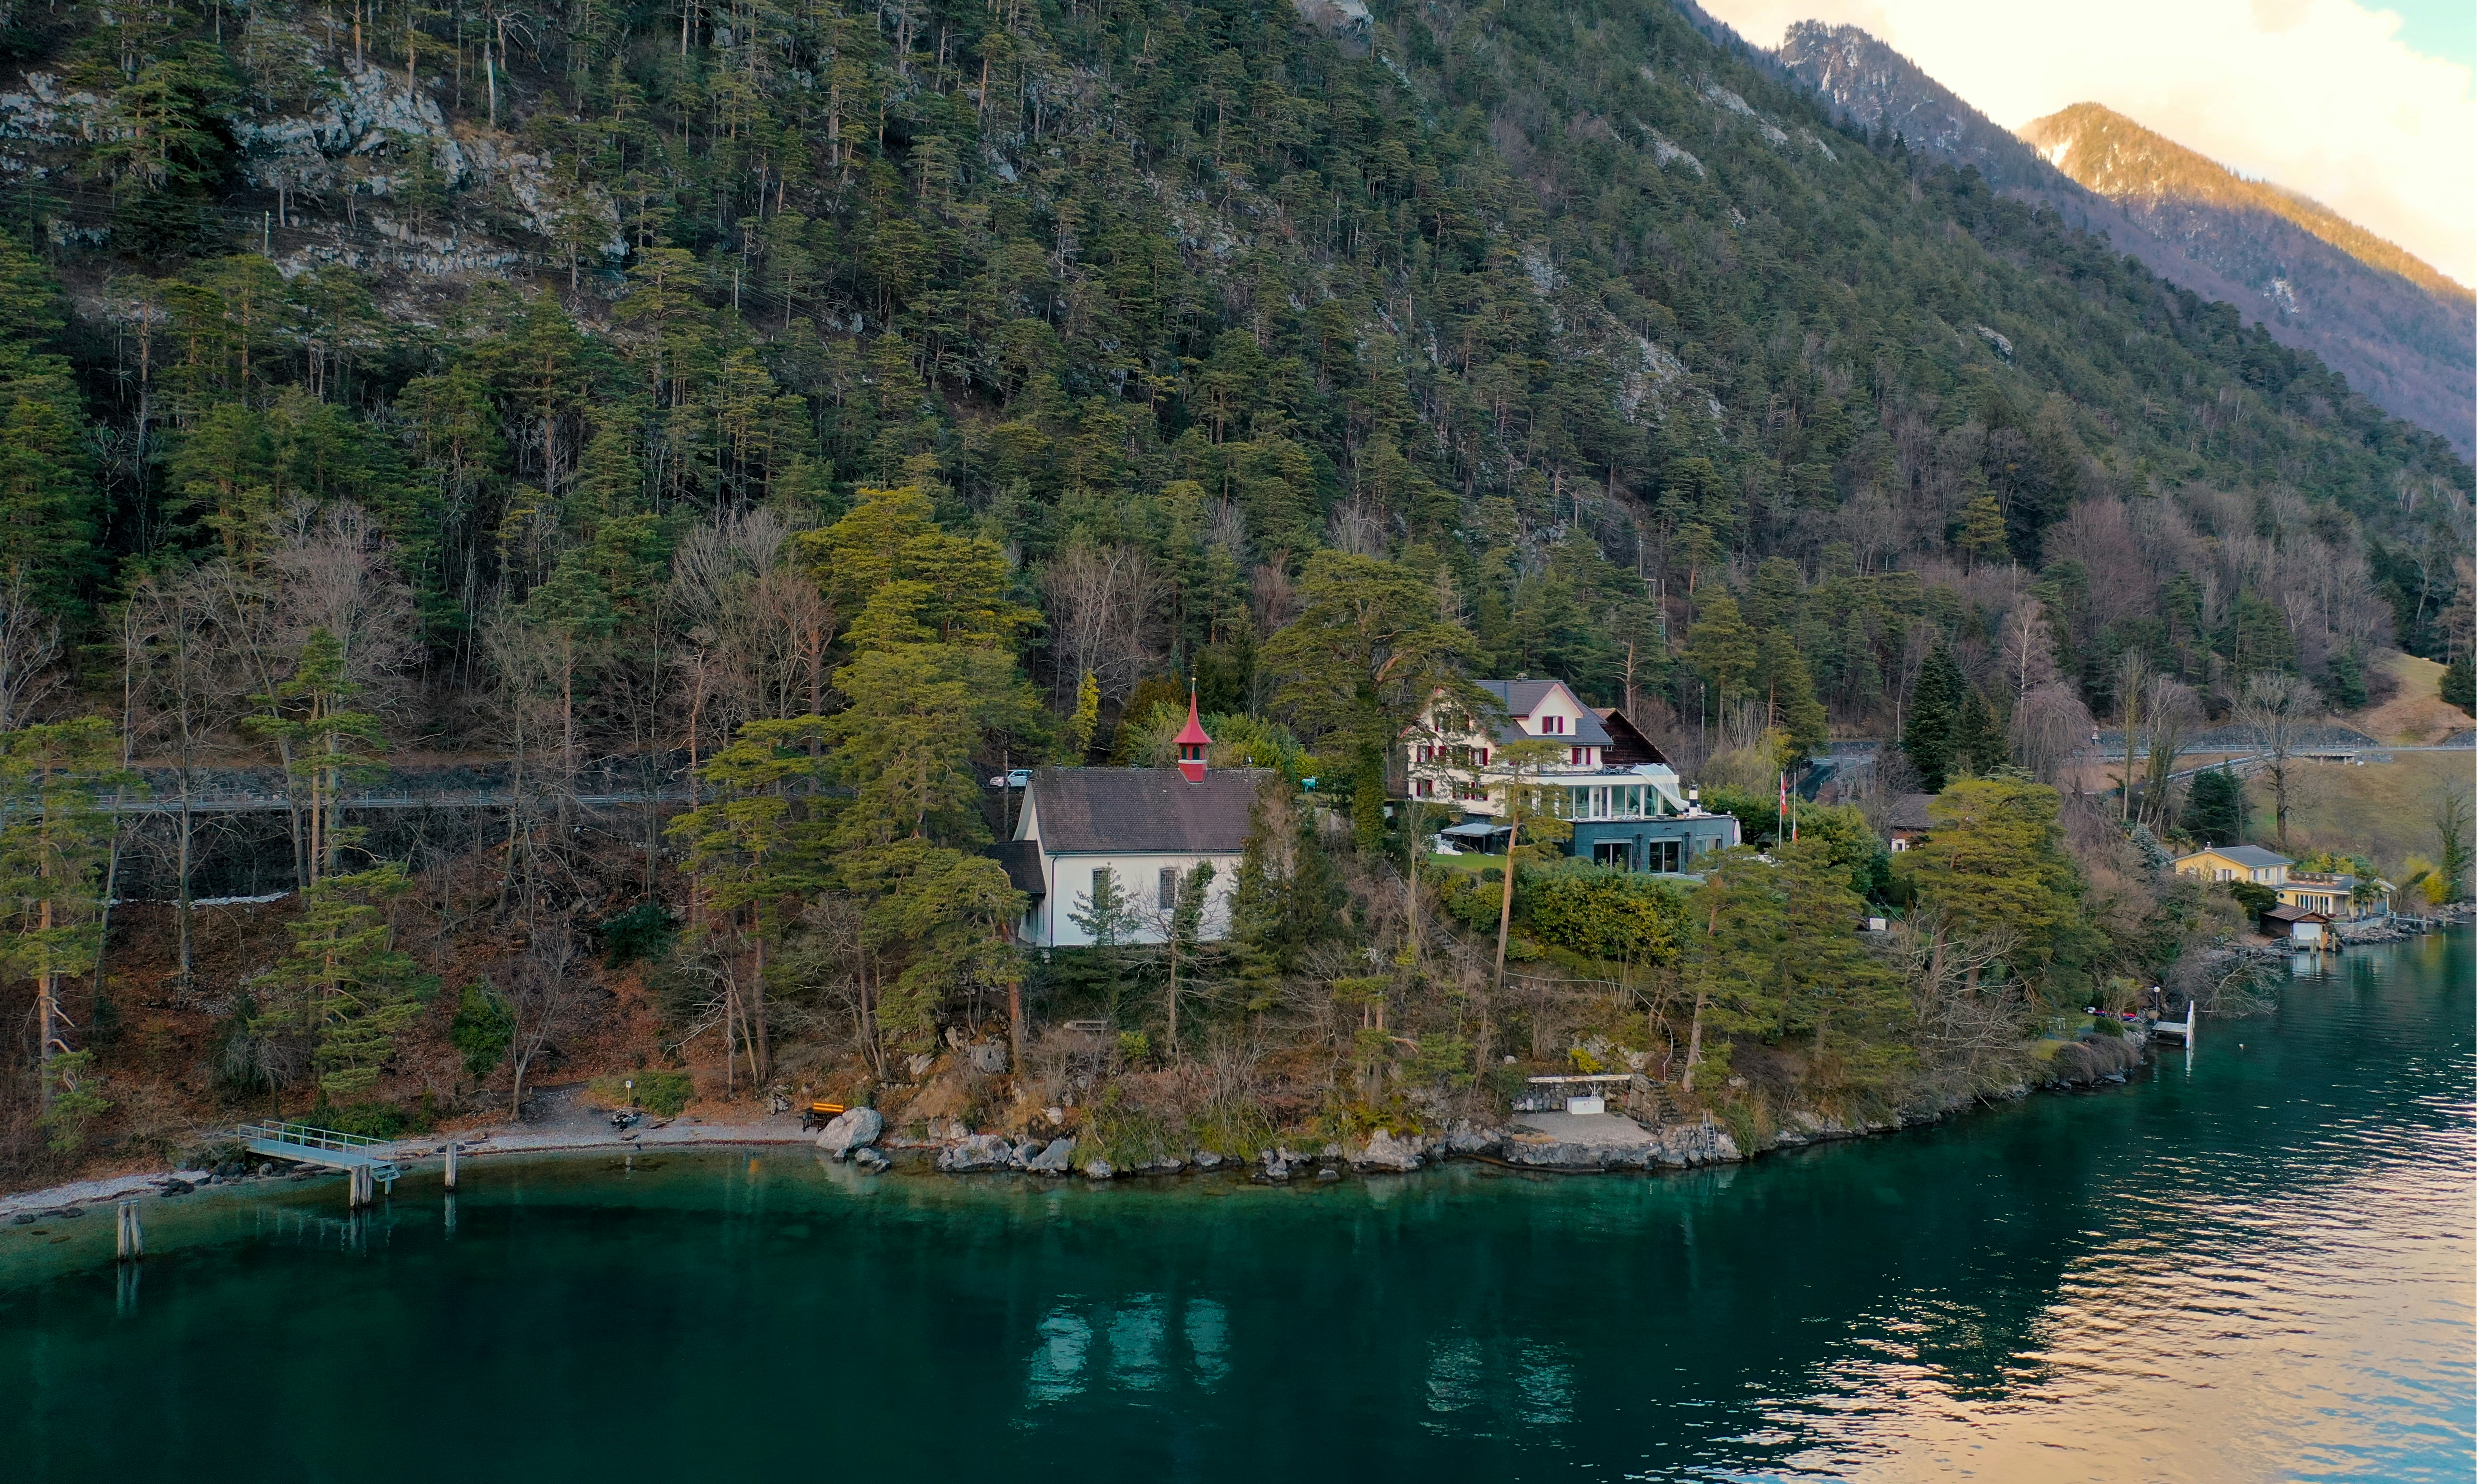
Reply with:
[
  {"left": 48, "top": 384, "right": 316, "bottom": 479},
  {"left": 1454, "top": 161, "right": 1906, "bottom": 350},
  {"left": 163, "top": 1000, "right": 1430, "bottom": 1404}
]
[{"left": 1699, "top": 0, "right": 2477, "bottom": 288}]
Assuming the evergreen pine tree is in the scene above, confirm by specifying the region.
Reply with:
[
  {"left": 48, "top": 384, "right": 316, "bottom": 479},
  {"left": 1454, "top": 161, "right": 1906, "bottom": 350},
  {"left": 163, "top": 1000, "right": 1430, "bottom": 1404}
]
[
  {"left": 2442, "top": 651, "right": 2475, "bottom": 717},
  {"left": 2180, "top": 768, "right": 2247, "bottom": 846},
  {"left": 1951, "top": 685, "right": 2006, "bottom": 780},
  {"left": 1902, "top": 646, "right": 1965, "bottom": 790}
]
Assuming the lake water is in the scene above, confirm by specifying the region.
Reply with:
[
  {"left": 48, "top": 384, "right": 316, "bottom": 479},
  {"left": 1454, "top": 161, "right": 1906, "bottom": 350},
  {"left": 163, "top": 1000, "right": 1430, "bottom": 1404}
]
[{"left": 4, "top": 932, "right": 2471, "bottom": 1482}]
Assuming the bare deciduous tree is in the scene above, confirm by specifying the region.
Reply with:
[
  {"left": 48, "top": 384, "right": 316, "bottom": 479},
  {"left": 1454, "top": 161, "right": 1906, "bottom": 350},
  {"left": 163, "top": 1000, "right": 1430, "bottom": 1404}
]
[
  {"left": 2139, "top": 675, "right": 2202, "bottom": 831},
  {"left": 2008, "top": 681, "right": 2094, "bottom": 786},
  {"left": 2238, "top": 672, "right": 2320, "bottom": 851},
  {"left": 1039, "top": 542, "right": 1170, "bottom": 705},
  {"left": 507, "top": 916, "right": 594, "bottom": 1118},
  {"left": 0, "top": 566, "right": 63, "bottom": 732},
  {"left": 124, "top": 568, "right": 235, "bottom": 985}
]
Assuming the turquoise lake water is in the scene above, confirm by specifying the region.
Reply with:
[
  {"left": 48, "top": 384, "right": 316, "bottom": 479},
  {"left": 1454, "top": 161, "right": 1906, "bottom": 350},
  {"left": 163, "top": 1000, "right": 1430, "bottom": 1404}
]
[{"left": 3, "top": 931, "right": 2471, "bottom": 1482}]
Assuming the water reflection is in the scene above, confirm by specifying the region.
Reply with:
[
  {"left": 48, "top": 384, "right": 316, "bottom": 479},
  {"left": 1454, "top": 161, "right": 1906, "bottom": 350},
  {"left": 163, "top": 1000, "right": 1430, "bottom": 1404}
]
[
  {"left": 1757, "top": 933, "right": 2476, "bottom": 1482},
  {"left": 2, "top": 934, "right": 2467, "bottom": 1484},
  {"left": 1026, "top": 1308, "right": 1090, "bottom": 1403}
]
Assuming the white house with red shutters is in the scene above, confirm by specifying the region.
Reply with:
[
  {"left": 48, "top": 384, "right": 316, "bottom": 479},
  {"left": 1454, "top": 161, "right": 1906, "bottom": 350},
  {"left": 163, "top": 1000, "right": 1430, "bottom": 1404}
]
[{"left": 1403, "top": 678, "right": 1739, "bottom": 872}]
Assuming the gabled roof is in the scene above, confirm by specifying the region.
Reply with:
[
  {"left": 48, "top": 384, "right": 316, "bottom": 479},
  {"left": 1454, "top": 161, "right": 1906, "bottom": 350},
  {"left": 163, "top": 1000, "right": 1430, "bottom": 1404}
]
[
  {"left": 1023, "top": 767, "right": 1270, "bottom": 854},
  {"left": 1885, "top": 793, "right": 1937, "bottom": 832},
  {"left": 2263, "top": 904, "right": 2328, "bottom": 922},
  {"left": 987, "top": 840, "right": 1046, "bottom": 897},
  {"left": 2184, "top": 845, "right": 2293, "bottom": 868},
  {"left": 1470, "top": 679, "right": 1613, "bottom": 747},
  {"left": 1591, "top": 707, "right": 1670, "bottom": 767}
]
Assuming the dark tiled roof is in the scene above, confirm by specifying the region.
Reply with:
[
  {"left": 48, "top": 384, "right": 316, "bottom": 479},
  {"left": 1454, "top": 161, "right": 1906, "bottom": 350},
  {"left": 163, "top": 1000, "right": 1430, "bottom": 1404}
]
[
  {"left": 1472, "top": 679, "right": 1612, "bottom": 746},
  {"left": 1591, "top": 707, "right": 1670, "bottom": 767},
  {"left": 1025, "top": 767, "right": 1271, "bottom": 854},
  {"left": 2263, "top": 904, "right": 2327, "bottom": 922},
  {"left": 987, "top": 840, "right": 1046, "bottom": 897},
  {"left": 1885, "top": 793, "right": 1937, "bottom": 831}
]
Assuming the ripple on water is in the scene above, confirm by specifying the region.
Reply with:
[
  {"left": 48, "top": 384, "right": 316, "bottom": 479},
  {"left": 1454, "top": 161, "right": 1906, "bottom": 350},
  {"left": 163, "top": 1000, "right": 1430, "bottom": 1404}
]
[{"left": 0, "top": 936, "right": 2469, "bottom": 1484}]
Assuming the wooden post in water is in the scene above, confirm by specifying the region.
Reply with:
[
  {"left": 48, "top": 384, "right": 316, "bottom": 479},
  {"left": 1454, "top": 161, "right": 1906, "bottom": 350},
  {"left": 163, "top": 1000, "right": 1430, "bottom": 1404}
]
[
  {"left": 115, "top": 1199, "right": 143, "bottom": 1260},
  {"left": 444, "top": 1140, "right": 458, "bottom": 1191}
]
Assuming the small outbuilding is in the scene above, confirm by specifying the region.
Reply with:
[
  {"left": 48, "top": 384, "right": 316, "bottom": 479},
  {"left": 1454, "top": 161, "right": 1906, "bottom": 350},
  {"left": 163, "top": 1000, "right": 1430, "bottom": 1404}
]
[{"left": 2260, "top": 903, "right": 2331, "bottom": 948}]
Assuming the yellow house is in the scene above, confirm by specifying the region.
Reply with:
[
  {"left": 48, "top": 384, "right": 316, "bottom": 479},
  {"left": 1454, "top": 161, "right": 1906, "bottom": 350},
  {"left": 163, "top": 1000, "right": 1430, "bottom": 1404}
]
[
  {"left": 2171, "top": 845, "right": 2292, "bottom": 886},
  {"left": 2278, "top": 873, "right": 2393, "bottom": 921}
]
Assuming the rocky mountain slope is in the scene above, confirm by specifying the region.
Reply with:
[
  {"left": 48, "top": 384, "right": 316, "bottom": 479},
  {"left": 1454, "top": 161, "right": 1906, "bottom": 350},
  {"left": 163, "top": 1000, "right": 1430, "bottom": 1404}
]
[{"left": 1777, "top": 22, "right": 2476, "bottom": 456}]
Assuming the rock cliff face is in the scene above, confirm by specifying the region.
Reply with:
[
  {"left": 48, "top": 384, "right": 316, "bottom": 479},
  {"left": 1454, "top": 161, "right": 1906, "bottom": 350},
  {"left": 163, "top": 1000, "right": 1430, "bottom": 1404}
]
[{"left": 1776, "top": 23, "right": 2475, "bottom": 456}]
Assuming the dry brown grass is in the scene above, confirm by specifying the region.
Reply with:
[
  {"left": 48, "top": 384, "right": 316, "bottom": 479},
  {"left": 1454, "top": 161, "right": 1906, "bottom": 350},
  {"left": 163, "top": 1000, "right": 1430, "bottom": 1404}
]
[
  {"left": 2348, "top": 653, "right": 2473, "bottom": 745},
  {"left": 2253, "top": 751, "right": 2476, "bottom": 878}
]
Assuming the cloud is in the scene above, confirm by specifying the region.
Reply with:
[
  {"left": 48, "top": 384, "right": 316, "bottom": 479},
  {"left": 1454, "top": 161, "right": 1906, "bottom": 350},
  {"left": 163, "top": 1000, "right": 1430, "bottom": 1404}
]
[{"left": 1701, "top": 0, "right": 2476, "bottom": 287}]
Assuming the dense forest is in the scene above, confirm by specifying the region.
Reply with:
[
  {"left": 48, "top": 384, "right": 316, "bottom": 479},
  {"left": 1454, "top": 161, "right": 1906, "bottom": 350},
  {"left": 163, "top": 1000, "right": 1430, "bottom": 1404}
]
[{"left": 0, "top": 0, "right": 2470, "bottom": 1180}]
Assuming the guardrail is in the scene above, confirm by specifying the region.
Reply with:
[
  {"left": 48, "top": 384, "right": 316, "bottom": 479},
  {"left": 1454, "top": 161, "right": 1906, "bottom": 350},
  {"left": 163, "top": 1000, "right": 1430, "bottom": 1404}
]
[{"left": 234, "top": 1120, "right": 388, "bottom": 1153}]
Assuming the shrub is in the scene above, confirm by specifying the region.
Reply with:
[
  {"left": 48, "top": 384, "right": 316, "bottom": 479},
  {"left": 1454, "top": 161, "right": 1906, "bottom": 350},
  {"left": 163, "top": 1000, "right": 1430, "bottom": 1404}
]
[
  {"left": 315, "top": 1100, "right": 432, "bottom": 1140},
  {"left": 591, "top": 1069, "right": 693, "bottom": 1116},
  {"left": 448, "top": 984, "right": 513, "bottom": 1075},
  {"left": 1078, "top": 1086, "right": 1179, "bottom": 1168},
  {"left": 599, "top": 903, "right": 678, "bottom": 969},
  {"left": 1521, "top": 860, "right": 1690, "bottom": 963}
]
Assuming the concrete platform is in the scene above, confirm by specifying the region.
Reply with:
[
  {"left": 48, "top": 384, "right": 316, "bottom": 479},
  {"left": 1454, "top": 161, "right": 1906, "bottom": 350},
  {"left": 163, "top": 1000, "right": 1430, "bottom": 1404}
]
[
  {"left": 1511, "top": 1110, "right": 1662, "bottom": 1149},
  {"left": 1502, "top": 1110, "right": 1740, "bottom": 1171}
]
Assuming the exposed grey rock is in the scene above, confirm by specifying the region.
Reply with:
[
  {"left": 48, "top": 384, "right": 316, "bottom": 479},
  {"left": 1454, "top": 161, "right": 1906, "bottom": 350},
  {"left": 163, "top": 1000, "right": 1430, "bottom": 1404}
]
[
  {"left": 1445, "top": 1122, "right": 1505, "bottom": 1158},
  {"left": 1315, "top": 1167, "right": 1341, "bottom": 1182},
  {"left": 1259, "top": 1147, "right": 1307, "bottom": 1180},
  {"left": 1026, "top": 1138, "right": 1076, "bottom": 1175},
  {"left": 1011, "top": 1141, "right": 1045, "bottom": 1168},
  {"left": 1352, "top": 1130, "right": 1424, "bottom": 1173},
  {"left": 814, "top": 1107, "right": 883, "bottom": 1159},
  {"left": 936, "top": 1134, "right": 1016, "bottom": 1173},
  {"left": 853, "top": 1147, "right": 889, "bottom": 1174},
  {"left": 1082, "top": 1159, "right": 1116, "bottom": 1180},
  {"left": 1190, "top": 1150, "right": 1225, "bottom": 1170},
  {"left": 965, "top": 1042, "right": 1009, "bottom": 1074},
  {"left": 1133, "top": 1156, "right": 1187, "bottom": 1175},
  {"left": 1644, "top": 1121, "right": 1741, "bottom": 1168}
]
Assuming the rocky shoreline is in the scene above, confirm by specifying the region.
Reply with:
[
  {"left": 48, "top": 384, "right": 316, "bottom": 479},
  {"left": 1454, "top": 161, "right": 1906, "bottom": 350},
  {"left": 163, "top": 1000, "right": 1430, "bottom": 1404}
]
[{"left": 0, "top": 1035, "right": 2176, "bottom": 1221}]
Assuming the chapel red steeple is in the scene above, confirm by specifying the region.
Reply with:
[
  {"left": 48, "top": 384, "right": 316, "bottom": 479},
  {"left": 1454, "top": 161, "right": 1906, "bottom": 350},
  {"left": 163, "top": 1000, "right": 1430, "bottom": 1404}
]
[{"left": 1175, "top": 689, "right": 1212, "bottom": 784}]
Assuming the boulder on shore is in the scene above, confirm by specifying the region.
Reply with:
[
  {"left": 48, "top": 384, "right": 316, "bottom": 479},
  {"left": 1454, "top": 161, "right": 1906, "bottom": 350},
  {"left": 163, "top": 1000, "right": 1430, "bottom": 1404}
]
[
  {"left": 1258, "top": 1147, "right": 1307, "bottom": 1181},
  {"left": 814, "top": 1107, "right": 883, "bottom": 1159},
  {"left": 935, "top": 1133, "right": 1016, "bottom": 1173},
  {"left": 1352, "top": 1130, "right": 1424, "bottom": 1173},
  {"left": 852, "top": 1147, "right": 889, "bottom": 1174},
  {"left": 1025, "top": 1138, "right": 1076, "bottom": 1175},
  {"left": 1082, "top": 1158, "right": 1116, "bottom": 1179}
]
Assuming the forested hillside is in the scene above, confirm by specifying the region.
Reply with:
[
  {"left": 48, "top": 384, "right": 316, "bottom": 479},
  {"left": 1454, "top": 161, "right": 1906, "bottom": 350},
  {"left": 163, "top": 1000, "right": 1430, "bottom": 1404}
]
[
  {"left": 0, "top": 0, "right": 2470, "bottom": 1181},
  {"left": 1777, "top": 20, "right": 2478, "bottom": 456}
]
